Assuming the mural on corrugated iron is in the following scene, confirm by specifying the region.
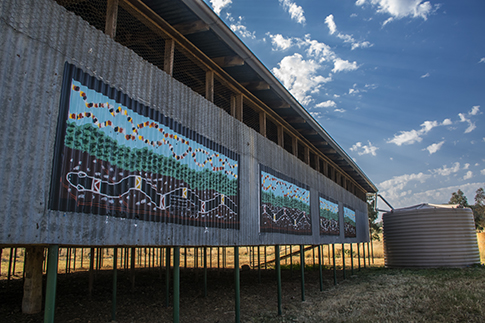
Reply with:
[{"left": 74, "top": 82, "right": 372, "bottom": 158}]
[
  {"left": 260, "top": 165, "right": 311, "bottom": 235},
  {"left": 319, "top": 195, "right": 340, "bottom": 235},
  {"left": 343, "top": 206, "right": 356, "bottom": 237},
  {"left": 49, "top": 64, "right": 239, "bottom": 229}
]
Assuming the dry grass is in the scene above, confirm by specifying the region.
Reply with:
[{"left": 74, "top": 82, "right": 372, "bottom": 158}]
[
  {"left": 252, "top": 266, "right": 485, "bottom": 323},
  {"left": 478, "top": 233, "right": 485, "bottom": 264}
]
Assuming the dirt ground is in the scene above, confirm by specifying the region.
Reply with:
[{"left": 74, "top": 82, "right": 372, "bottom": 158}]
[{"left": 0, "top": 264, "right": 359, "bottom": 323}]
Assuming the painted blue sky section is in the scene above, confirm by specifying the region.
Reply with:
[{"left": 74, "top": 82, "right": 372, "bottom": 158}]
[
  {"left": 261, "top": 171, "right": 310, "bottom": 205},
  {"left": 344, "top": 207, "right": 356, "bottom": 222},
  {"left": 319, "top": 197, "right": 338, "bottom": 216},
  {"left": 68, "top": 80, "right": 238, "bottom": 180}
]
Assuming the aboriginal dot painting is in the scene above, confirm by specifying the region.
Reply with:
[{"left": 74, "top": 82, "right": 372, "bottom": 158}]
[
  {"left": 343, "top": 206, "right": 356, "bottom": 238},
  {"left": 49, "top": 64, "right": 239, "bottom": 229},
  {"left": 260, "top": 165, "right": 311, "bottom": 235},
  {"left": 319, "top": 195, "right": 339, "bottom": 236}
]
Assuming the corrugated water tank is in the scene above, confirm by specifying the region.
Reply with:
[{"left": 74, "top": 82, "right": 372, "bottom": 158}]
[{"left": 383, "top": 204, "right": 480, "bottom": 268}]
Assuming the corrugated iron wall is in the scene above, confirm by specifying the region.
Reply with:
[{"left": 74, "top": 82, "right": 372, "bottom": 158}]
[{"left": 0, "top": 0, "right": 369, "bottom": 247}]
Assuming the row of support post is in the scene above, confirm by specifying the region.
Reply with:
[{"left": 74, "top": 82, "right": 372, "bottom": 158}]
[{"left": 20, "top": 242, "right": 373, "bottom": 322}]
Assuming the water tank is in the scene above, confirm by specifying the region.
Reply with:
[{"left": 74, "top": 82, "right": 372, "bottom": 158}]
[{"left": 383, "top": 204, "right": 480, "bottom": 268}]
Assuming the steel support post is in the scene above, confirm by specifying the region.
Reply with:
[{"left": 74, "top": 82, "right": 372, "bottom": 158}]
[
  {"left": 300, "top": 245, "right": 305, "bottom": 301},
  {"left": 234, "top": 246, "right": 240, "bottom": 323},
  {"left": 275, "top": 245, "right": 282, "bottom": 315},
  {"left": 173, "top": 247, "right": 180, "bottom": 323},
  {"left": 332, "top": 244, "right": 337, "bottom": 286},
  {"left": 342, "top": 244, "right": 346, "bottom": 280},
  {"left": 203, "top": 247, "right": 207, "bottom": 297},
  {"left": 357, "top": 243, "right": 361, "bottom": 271},
  {"left": 44, "top": 245, "right": 59, "bottom": 323},
  {"left": 165, "top": 247, "right": 171, "bottom": 307},
  {"left": 350, "top": 244, "right": 354, "bottom": 276},
  {"left": 318, "top": 245, "right": 323, "bottom": 291},
  {"left": 112, "top": 248, "right": 117, "bottom": 322}
]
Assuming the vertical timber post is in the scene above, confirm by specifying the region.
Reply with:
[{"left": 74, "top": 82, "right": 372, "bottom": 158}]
[
  {"left": 300, "top": 245, "right": 305, "bottom": 301},
  {"left": 275, "top": 245, "right": 282, "bottom": 316},
  {"left": 363, "top": 243, "right": 366, "bottom": 269},
  {"left": 44, "top": 245, "right": 59, "bottom": 323},
  {"left": 22, "top": 246, "right": 44, "bottom": 314},
  {"left": 173, "top": 247, "right": 180, "bottom": 323},
  {"left": 234, "top": 246, "right": 240, "bottom": 323}
]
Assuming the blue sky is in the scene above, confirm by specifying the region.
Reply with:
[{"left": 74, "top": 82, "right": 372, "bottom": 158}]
[{"left": 205, "top": 0, "right": 485, "bottom": 210}]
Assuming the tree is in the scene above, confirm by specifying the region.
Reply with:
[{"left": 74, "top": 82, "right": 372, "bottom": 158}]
[
  {"left": 367, "top": 194, "right": 381, "bottom": 241},
  {"left": 448, "top": 189, "right": 468, "bottom": 207},
  {"left": 448, "top": 188, "right": 485, "bottom": 231},
  {"left": 473, "top": 188, "right": 485, "bottom": 232}
]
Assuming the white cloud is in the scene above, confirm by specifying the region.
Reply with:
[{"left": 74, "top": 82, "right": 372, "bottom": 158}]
[
  {"left": 325, "top": 14, "right": 373, "bottom": 50},
  {"left": 463, "top": 171, "right": 473, "bottom": 180},
  {"left": 442, "top": 118, "right": 452, "bottom": 126},
  {"left": 279, "top": 0, "right": 306, "bottom": 25},
  {"left": 420, "top": 72, "right": 430, "bottom": 78},
  {"left": 267, "top": 33, "right": 293, "bottom": 51},
  {"left": 228, "top": 15, "right": 256, "bottom": 39},
  {"left": 463, "top": 163, "right": 470, "bottom": 170},
  {"left": 269, "top": 34, "right": 360, "bottom": 104},
  {"left": 470, "top": 105, "right": 480, "bottom": 115},
  {"left": 458, "top": 113, "right": 476, "bottom": 133},
  {"left": 424, "top": 140, "right": 445, "bottom": 155},
  {"left": 357, "top": 0, "right": 434, "bottom": 21},
  {"left": 350, "top": 141, "right": 379, "bottom": 156},
  {"left": 272, "top": 53, "right": 332, "bottom": 105},
  {"left": 325, "top": 14, "right": 338, "bottom": 35},
  {"left": 481, "top": 169, "right": 485, "bottom": 175},
  {"left": 378, "top": 172, "right": 432, "bottom": 202},
  {"left": 334, "top": 108, "right": 346, "bottom": 113},
  {"left": 479, "top": 58, "right": 485, "bottom": 64},
  {"left": 300, "top": 36, "right": 336, "bottom": 62},
  {"left": 387, "top": 182, "right": 484, "bottom": 209},
  {"left": 382, "top": 17, "right": 394, "bottom": 26},
  {"left": 210, "top": 0, "right": 231, "bottom": 15},
  {"left": 315, "top": 100, "right": 337, "bottom": 108},
  {"left": 332, "top": 58, "right": 359, "bottom": 73},
  {"left": 387, "top": 120, "right": 438, "bottom": 146},
  {"left": 432, "top": 162, "right": 461, "bottom": 177}
]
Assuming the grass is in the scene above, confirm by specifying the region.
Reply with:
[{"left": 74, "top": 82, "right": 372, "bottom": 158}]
[{"left": 254, "top": 266, "right": 485, "bottom": 323}]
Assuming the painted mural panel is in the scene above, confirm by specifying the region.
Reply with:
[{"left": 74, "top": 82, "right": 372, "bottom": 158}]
[
  {"left": 49, "top": 64, "right": 239, "bottom": 229},
  {"left": 344, "top": 206, "right": 356, "bottom": 238},
  {"left": 260, "top": 165, "right": 311, "bottom": 235},
  {"left": 319, "top": 195, "right": 340, "bottom": 235}
]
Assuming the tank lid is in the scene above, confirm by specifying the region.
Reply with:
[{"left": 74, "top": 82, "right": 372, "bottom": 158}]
[{"left": 384, "top": 203, "right": 468, "bottom": 214}]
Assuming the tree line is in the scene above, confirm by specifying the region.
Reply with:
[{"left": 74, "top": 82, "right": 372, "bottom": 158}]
[
  {"left": 261, "top": 191, "right": 310, "bottom": 214},
  {"left": 64, "top": 122, "right": 238, "bottom": 196},
  {"left": 448, "top": 188, "right": 485, "bottom": 231}
]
